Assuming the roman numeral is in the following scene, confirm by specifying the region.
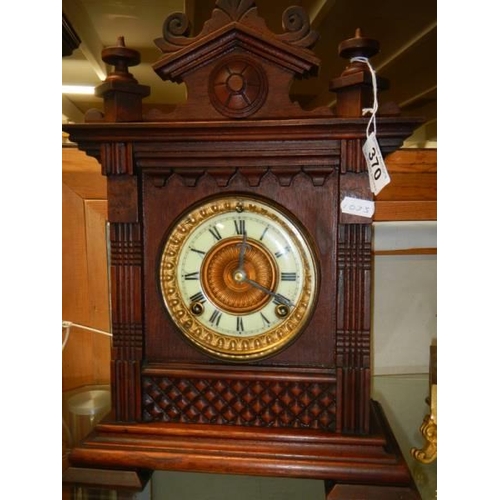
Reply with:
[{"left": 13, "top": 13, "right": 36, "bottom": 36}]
[
  {"left": 259, "top": 225, "right": 269, "bottom": 241},
  {"left": 275, "top": 245, "right": 291, "bottom": 258},
  {"left": 190, "top": 247, "right": 206, "bottom": 256},
  {"left": 209, "top": 226, "right": 222, "bottom": 241},
  {"left": 260, "top": 312, "right": 271, "bottom": 326},
  {"left": 236, "top": 316, "right": 244, "bottom": 332},
  {"left": 209, "top": 309, "right": 222, "bottom": 326},
  {"left": 234, "top": 219, "right": 246, "bottom": 235},
  {"left": 189, "top": 291, "right": 206, "bottom": 303},
  {"left": 184, "top": 272, "right": 200, "bottom": 280},
  {"left": 281, "top": 272, "right": 297, "bottom": 281}
]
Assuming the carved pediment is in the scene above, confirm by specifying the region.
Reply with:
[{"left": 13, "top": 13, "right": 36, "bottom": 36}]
[
  {"left": 154, "top": 1, "right": 319, "bottom": 77},
  {"left": 150, "top": 0, "right": 327, "bottom": 120}
]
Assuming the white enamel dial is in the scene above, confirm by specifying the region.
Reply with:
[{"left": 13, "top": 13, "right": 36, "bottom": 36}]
[{"left": 159, "top": 195, "right": 318, "bottom": 361}]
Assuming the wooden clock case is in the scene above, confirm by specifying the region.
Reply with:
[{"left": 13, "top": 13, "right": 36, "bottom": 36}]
[{"left": 63, "top": 2, "right": 422, "bottom": 498}]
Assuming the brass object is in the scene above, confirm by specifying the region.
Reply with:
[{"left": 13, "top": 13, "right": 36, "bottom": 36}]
[
  {"left": 202, "top": 237, "right": 277, "bottom": 314},
  {"left": 411, "top": 345, "right": 437, "bottom": 464},
  {"left": 158, "top": 195, "right": 318, "bottom": 361}
]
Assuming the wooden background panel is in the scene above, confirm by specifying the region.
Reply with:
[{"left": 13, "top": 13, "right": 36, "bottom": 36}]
[
  {"left": 384, "top": 149, "right": 437, "bottom": 173},
  {"left": 376, "top": 173, "right": 436, "bottom": 201},
  {"left": 374, "top": 201, "right": 437, "bottom": 222},
  {"left": 62, "top": 147, "right": 106, "bottom": 200},
  {"left": 62, "top": 148, "right": 111, "bottom": 392},
  {"left": 375, "top": 148, "right": 437, "bottom": 221}
]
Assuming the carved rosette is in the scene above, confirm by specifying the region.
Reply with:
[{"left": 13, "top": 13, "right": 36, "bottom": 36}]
[
  {"left": 202, "top": 238, "right": 277, "bottom": 313},
  {"left": 209, "top": 56, "right": 268, "bottom": 118}
]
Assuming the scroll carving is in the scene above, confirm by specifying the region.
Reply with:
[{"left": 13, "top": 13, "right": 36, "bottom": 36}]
[
  {"left": 154, "top": 0, "right": 317, "bottom": 54},
  {"left": 155, "top": 0, "right": 259, "bottom": 53},
  {"left": 154, "top": 13, "right": 192, "bottom": 53},
  {"left": 277, "top": 6, "right": 319, "bottom": 49}
]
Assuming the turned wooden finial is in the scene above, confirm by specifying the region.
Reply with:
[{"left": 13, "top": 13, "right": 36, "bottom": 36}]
[
  {"left": 329, "top": 29, "right": 387, "bottom": 117},
  {"left": 91, "top": 36, "right": 150, "bottom": 123},
  {"left": 338, "top": 29, "right": 380, "bottom": 64},
  {"left": 101, "top": 36, "right": 141, "bottom": 83}
]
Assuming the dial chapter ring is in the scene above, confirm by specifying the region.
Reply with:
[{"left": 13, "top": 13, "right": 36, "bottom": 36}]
[{"left": 158, "top": 195, "right": 319, "bottom": 361}]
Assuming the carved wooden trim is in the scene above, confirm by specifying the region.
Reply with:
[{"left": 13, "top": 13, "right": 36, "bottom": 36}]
[
  {"left": 208, "top": 55, "right": 269, "bottom": 118},
  {"left": 101, "top": 142, "right": 134, "bottom": 176},
  {"left": 63, "top": 146, "right": 435, "bottom": 221},
  {"left": 148, "top": 166, "right": 335, "bottom": 189},
  {"left": 336, "top": 224, "right": 371, "bottom": 368},
  {"left": 276, "top": 6, "right": 319, "bottom": 48},
  {"left": 336, "top": 224, "right": 372, "bottom": 433},
  {"left": 109, "top": 222, "right": 144, "bottom": 421},
  {"left": 155, "top": 1, "right": 318, "bottom": 54},
  {"left": 152, "top": 1, "right": 320, "bottom": 88},
  {"left": 142, "top": 369, "right": 336, "bottom": 430},
  {"left": 107, "top": 176, "right": 139, "bottom": 222},
  {"left": 340, "top": 139, "right": 365, "bottom": 174}
]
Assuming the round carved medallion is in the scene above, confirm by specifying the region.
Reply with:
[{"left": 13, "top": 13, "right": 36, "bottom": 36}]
[
  {"left": 202, "top": 237, "right": 277, "bottom": 314},
  {"left": 209, "top": 56, "right": 268, "bottom": 118}
]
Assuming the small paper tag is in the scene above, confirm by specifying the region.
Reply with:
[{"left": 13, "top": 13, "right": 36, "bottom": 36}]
[
  {"left": 362, "top": 132, "right": 390, "bottom": 195},
  {"left": 341, "top": 196, "right": 375, "bottom": 218}
]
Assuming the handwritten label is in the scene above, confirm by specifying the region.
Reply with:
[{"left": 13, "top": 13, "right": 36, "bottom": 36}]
[
  {"left": 340, "top": 196, "right": 375, "bottom": 218},
  {"left": 362, "top": 132, "right": 390, "bottom": 195}
]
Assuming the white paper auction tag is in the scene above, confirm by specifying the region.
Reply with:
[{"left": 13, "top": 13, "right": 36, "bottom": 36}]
[
  {"left": 362, "top": 132, "right": 390, "bottom": 195},
  {"left": 340, "top": 196, "right": 375, "bottom": 218}
]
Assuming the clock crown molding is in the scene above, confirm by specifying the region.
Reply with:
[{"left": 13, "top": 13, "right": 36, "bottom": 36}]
[
  {"left": 148, "top": 0, "right": 325, "bottom": 120},
  {"left": 153, "top": 1, "right": 319, "bottom": 77}
]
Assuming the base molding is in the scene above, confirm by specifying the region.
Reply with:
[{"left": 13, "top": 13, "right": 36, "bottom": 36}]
[
  {"left": 62, "top": 467, "right": 151, "bottom": 491},
  {"left": 325, "top": 483, "right": 421, "bottom": 499},
  {"left": 64, "top": 400, "right": 420, "bottom": 499}
]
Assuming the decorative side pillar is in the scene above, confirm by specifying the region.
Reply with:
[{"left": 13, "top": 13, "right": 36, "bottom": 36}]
[
  {"left": 95, "top": 40, "right": 150, "bottom": 422},
  {"left": 331, "top": 31, "right": 384, "bottom": 434},
  {"left": 336, "top": 224, "right": 372, "bottom": 433}
]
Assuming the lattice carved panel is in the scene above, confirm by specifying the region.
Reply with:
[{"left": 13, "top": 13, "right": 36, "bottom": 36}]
[{"left": 143, "top": 375, "right": 336, "bottom": 430}]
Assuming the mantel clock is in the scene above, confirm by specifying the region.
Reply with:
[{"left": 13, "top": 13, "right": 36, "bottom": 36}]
[{"left": 63, "top": 1, "right": 423, "bottom": 498}]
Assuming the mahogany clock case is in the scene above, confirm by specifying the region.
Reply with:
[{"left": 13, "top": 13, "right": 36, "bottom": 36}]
[{"left": 63, "top": 0, "right": 423, "bottom": 497}]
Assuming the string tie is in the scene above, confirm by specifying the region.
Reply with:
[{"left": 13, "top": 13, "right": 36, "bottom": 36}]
[
  {"left": 350, "top": 56, "right": 378, "bottom": 139},
  {"left": 62, "top": 321, "right": 112, "bottom": 351}
]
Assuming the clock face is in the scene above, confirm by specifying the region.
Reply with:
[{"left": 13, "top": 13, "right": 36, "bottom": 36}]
[{"left": 159, "top": 195, "right": 319, "bottom": 361}]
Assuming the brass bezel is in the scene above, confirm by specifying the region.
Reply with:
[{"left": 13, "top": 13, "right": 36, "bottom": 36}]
[{"left": 159, "top": 194, "right": 319, "bottom": 361}]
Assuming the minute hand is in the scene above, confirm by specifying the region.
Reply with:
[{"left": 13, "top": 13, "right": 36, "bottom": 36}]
[{"left": 243, "top": 277, "right": 294, "bottom": 307}]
